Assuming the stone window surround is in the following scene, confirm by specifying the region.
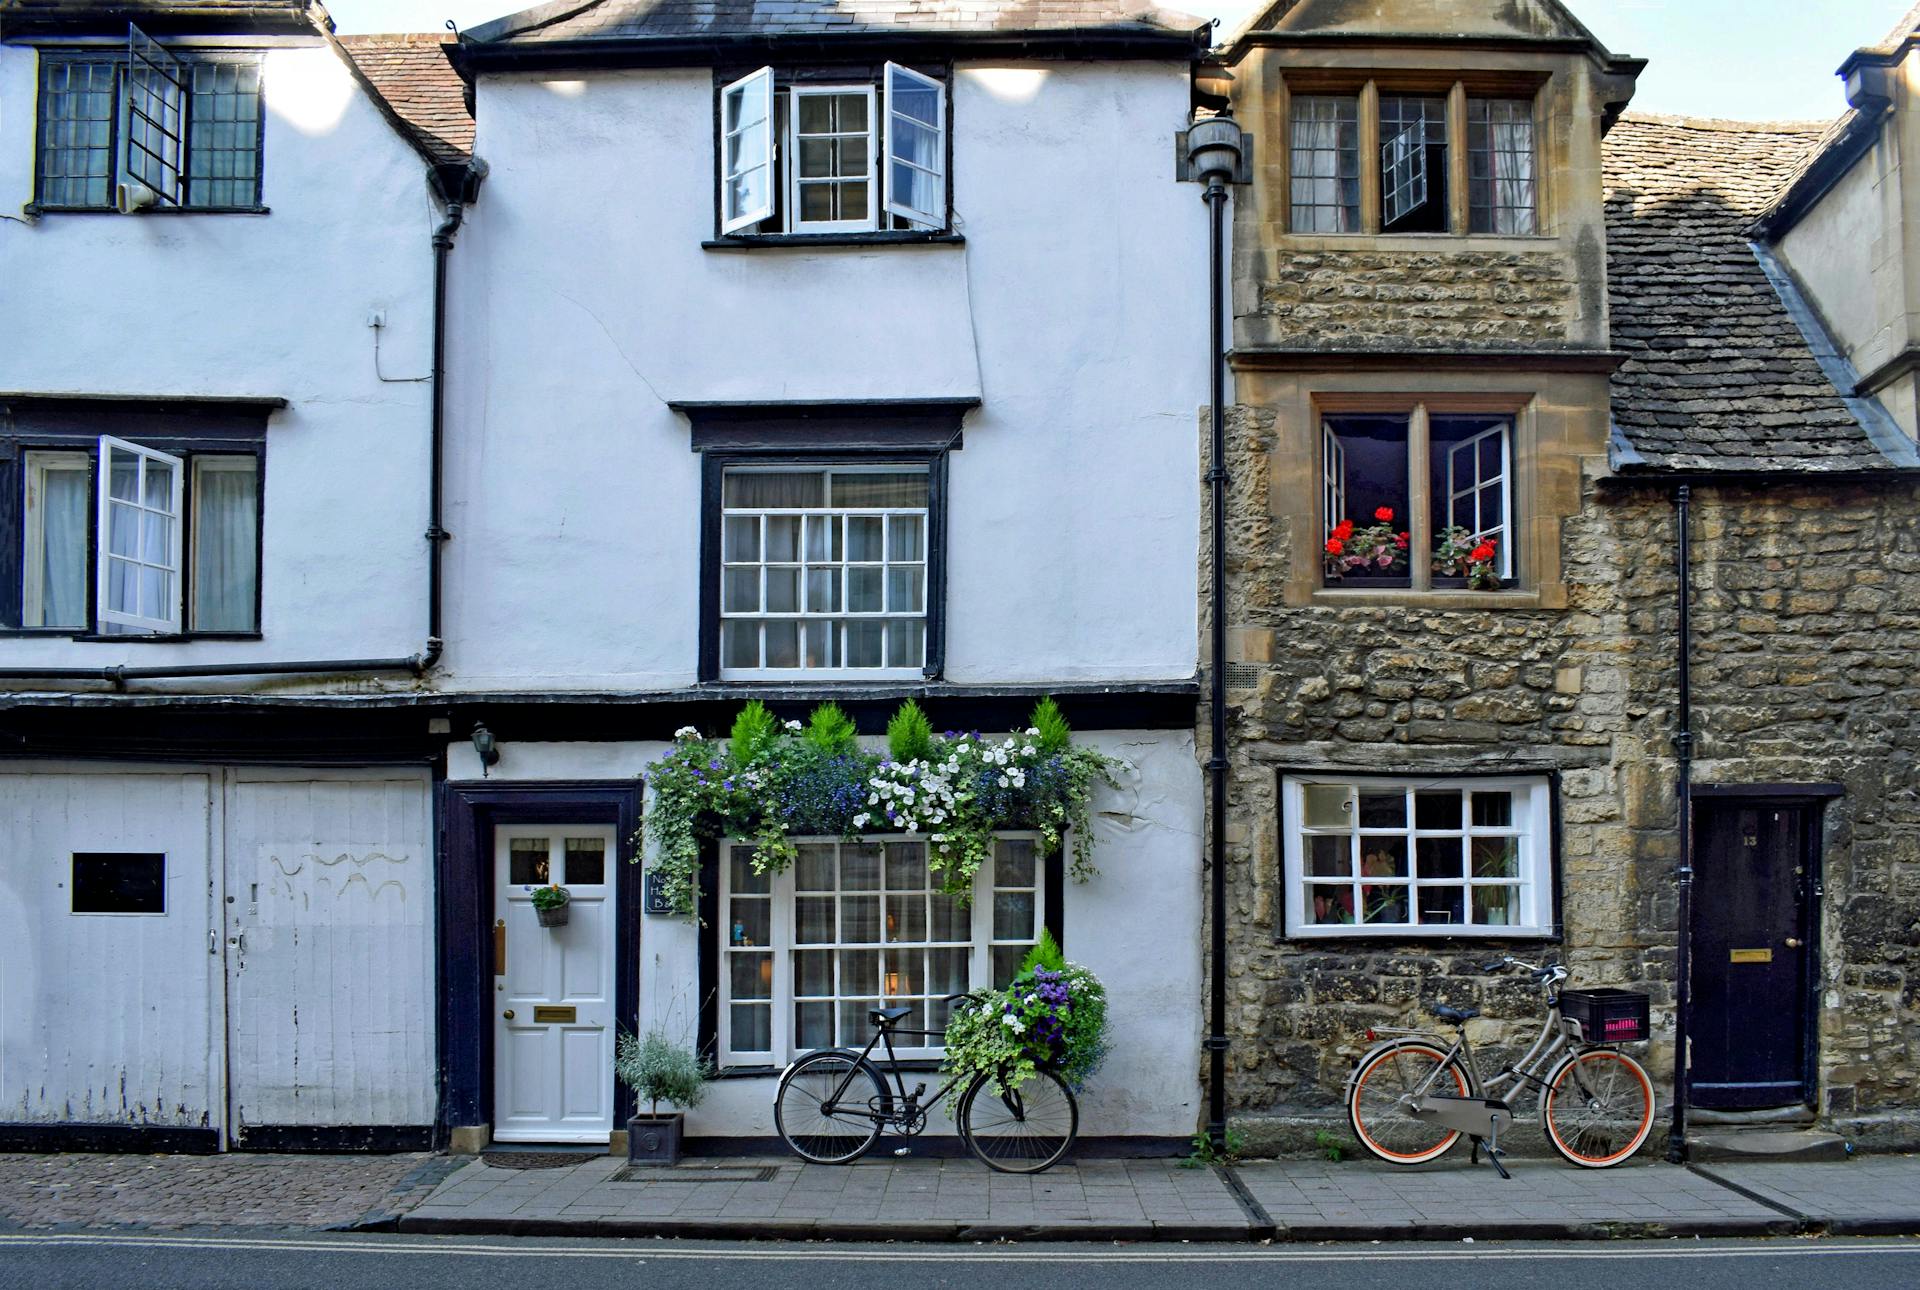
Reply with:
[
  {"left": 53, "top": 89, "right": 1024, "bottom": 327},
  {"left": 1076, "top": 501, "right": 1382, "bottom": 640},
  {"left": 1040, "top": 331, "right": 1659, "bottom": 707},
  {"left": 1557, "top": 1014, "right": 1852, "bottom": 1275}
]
[
  {"left": 1275, "top": 69, "right": 1551, "bottom": 240},
  {"left": 1244, "top": 367, "right": 1610, "bottom": 610}
]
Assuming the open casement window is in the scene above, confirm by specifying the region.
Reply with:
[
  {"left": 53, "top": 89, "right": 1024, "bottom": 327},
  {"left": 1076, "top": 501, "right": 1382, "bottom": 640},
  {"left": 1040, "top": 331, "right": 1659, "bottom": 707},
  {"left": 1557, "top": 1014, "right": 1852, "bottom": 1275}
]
[
  {"left": 96, "top": 435, "right": 184, "bottom": 634},
  {"left": 718, "top": 836, "right": 1044, "bottom": 1066},
  {"left": 125, "top": 23, "right": 187, "bottom": 206},
  {"left": 1321, "top": 408, "right": 1515, "bottom": 591},
  {"left": 884, "top": 62, "right": 945, "bottom": 230},
  {"left": 720, "top": 66, "right": 775, "bottom": 234},
  {"left": 1379, "top": 96, "right": 1448, "bottom": 233},
  {"left": 1283, "top": 775, "right": 1554, "bottom": 939}
]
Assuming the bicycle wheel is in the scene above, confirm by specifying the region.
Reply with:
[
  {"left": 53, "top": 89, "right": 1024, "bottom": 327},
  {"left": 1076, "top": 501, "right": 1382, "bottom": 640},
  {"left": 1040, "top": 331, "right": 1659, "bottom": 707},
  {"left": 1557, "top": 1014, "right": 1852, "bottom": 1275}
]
[
  {"left": 774, "top": 1050, "right": 889, "bottom": 1165},
  {"left": 1540, "top": 1048, "right": 1656, "bottom": 1168},
  {"left": 1346, "top": 1040, "right": 1470, "bottom": 1165},
  {"left": 958, "top": 1067, "right": 1078, "bottom": 1174}
]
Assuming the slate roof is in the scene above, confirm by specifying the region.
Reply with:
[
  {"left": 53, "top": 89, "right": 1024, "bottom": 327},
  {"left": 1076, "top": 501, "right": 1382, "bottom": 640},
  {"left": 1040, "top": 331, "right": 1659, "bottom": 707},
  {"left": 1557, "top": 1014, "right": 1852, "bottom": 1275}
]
[
  {"left": 465, "top": 0, "right": 1205, "bottom": 44},
  {"left": 338, "top": 35, "right": 473, "bottom": 164},
  {"left": 1603, "top": 113, "right": 1912, "bottom": 473},
  {"left": 0, "top": 1, "right": 320, "bottom": 38}
]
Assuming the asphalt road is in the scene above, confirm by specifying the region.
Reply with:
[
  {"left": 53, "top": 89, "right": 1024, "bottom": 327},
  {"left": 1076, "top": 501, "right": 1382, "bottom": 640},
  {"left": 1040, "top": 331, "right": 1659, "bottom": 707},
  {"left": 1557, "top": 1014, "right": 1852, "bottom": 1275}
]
[{"left": 1, "top": 1233, "right": 1917, "bottom": 1290}]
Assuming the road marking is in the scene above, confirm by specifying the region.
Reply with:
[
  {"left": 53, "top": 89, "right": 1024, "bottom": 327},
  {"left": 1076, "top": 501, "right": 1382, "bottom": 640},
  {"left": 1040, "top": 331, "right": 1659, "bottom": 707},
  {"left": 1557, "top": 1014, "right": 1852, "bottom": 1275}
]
[{"left": 0, "top": 1233, "right": 1916, "bottom": 1264}]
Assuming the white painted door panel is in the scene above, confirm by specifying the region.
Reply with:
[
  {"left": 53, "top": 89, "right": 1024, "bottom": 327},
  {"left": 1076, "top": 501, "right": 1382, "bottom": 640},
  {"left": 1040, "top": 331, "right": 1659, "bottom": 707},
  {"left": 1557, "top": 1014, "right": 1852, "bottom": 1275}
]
[
  {"left": 493, "top": 827, "right": 614, "bottom": 1142},
  {"left": 222, "top": 772, "right": 434, "bottom": 1133},
  {"left": 0, "top": 771, "right": 215, "bottom": 1130}
]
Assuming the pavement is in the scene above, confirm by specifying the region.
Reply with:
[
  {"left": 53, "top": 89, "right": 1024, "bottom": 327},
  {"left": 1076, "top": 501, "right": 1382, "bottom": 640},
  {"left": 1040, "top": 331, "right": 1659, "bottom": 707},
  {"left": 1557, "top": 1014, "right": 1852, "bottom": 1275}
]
[{"left": 3, "top": 1148, "right": 1919, "bottom": 1243}]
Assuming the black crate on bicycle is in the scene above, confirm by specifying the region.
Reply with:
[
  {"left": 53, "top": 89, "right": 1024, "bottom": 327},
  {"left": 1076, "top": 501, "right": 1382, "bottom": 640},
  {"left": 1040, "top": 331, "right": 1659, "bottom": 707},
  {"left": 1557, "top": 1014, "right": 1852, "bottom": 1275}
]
[{"left": 1558, "top": 988, "right": 1650, "bottom": 1044}]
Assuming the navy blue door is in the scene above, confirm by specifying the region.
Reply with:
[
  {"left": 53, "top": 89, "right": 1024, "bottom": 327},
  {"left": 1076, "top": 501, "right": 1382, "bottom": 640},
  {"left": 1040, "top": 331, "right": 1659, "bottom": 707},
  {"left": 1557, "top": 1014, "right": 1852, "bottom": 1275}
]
[{"left": 1691, "top": 803, "right": 1813, "bottom": 1110}]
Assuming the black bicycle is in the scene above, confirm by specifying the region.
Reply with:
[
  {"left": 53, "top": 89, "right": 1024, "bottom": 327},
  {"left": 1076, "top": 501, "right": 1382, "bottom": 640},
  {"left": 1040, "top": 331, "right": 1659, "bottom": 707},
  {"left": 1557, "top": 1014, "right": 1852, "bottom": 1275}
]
[{"left": 772, "top": 991, "right": 1079, "bottom": 1174}]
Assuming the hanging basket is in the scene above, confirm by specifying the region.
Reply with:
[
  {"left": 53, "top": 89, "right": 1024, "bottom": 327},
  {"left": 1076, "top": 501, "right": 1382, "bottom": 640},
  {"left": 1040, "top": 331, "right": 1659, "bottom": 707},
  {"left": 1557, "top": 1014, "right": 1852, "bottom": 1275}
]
[{"left": 533, "top": 889, "right": 571, "bottom": 927}]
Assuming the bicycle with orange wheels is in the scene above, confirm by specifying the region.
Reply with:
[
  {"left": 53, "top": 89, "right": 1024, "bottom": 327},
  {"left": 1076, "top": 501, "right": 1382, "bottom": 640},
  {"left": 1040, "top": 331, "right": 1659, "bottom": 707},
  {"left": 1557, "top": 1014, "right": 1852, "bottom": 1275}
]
[{"left": 1344, "top": 956, "right": 1656, "bottom": 1176}]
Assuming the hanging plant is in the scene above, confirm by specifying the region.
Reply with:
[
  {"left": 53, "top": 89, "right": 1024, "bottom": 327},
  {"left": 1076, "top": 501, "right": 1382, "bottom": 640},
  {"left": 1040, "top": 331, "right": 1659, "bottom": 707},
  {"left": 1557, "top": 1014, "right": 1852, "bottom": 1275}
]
[{"left": 635, "top": 698, "right": 1124, "bottom": 918}]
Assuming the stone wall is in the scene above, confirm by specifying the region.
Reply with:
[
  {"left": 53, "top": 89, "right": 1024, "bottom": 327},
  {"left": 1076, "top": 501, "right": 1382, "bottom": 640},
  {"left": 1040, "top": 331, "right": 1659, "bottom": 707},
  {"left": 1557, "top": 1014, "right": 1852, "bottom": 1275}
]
[
  {"left": 1242, "top": 249, "right": 1578, "bottom": 350},
  {"left": 1214, "top": 414, "right": 1920, "bottom": 1151}
]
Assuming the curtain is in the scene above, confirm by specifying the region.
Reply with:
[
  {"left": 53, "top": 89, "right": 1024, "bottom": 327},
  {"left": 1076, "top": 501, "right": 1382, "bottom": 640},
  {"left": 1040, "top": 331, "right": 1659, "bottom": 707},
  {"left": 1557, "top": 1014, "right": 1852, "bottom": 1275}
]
[
  {"left": 192, "top": 460, "right": 257, "bottom": 631},
  {"left": 1290, "top": 97, "right": 1358, "bottom": 232},
  {"left": 36, "top": 466, "right": 88, "bottom": 627},
  {"left": 1488, "top": 104, "right": 1536, "bottom": 234}
]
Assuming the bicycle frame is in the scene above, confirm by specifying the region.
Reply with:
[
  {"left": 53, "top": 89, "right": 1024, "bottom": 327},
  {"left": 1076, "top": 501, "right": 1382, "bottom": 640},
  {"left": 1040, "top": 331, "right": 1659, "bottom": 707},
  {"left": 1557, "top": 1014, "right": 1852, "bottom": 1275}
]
[
  {"left": 809, "top": 995, "right": 978, "bottom": 1130},
  {"left": 1373, "top": 1001, "right": 1579, "bottom": 1106}
]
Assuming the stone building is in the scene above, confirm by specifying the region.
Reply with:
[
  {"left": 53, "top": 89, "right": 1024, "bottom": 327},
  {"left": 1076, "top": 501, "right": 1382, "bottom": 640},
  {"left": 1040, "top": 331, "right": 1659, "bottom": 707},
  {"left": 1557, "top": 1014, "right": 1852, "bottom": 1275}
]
[{"left": 1212, "top": 0, "right": 1920, "bottom": 1154}]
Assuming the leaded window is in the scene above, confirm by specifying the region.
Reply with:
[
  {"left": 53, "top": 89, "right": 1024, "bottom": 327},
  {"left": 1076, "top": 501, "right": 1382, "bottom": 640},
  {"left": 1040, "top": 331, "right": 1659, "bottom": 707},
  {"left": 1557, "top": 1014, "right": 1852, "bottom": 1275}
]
[
  {"left": 718, "top": 836, "right": 1044, "bottom": 1065},
  {"left": 1379, "top": 95, "right": 1448, "bottom": 233},
  {"left": 1283, "top": 776, "right": 1554, "bottom": 938},
  {"left": 32, "top": 45, "right": 262, "bottom": 211},
  {"left": 719, "top": 466, "right": 929, "bottom": 679},
  {"left": 1288, "top": 95, "right": 1360, "bottom": 233},
  {"left": 1468, "top": 98, "right": 1538, "bottom": 235}
]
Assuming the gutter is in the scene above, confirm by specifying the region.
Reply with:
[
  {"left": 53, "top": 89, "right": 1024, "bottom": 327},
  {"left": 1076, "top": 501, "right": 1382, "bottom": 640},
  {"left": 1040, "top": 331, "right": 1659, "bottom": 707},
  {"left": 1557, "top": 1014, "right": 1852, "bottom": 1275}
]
[{"left": 0, "top": 159, "right": 487, "bottom": 690}]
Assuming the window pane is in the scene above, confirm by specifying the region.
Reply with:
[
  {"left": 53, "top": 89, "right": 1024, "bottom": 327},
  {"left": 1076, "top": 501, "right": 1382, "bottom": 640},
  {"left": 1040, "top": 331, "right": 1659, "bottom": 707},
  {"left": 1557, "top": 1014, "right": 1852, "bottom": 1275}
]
[
  {"left": 796, "top": 896, "right": 835, "bottom": 943},
  {"left": 1416, "top": 886, "right": 1465, "bottom": 927},
  {"left": 723, "top": 567, "right": 759, "bottom": 613},
  {"left": 729, "top": 848, "right": 771, "bottom": 894},
  {"left": 765, "top": 567, "right": 799, "bottom": 613},
  {"left": 1308, "top": 885, "right": 1354, "bottom": 925},
  {"left": 991, "top": 945, "right": 1026, "bottom": 988},
  {"left": 995, "top": 838, "right": 1036, "bottom": 888},
  {"left": 1473, "top": 885, "right": 1520, "bottom": 926},
  {"left": 731, "top": 1004, "right": 771, "bottom": 1052},
  {"left": 1322, "top": 415, "right": 1411, "bottom": 584},
  {"left": 24, "top": 457, "right": 89, "bottom": 629},
  {"left": 1430, "top": 416, "right": 1513, "bottom": 581},
  {"left": 992, "top": 890, "right": 1034, "bottom": 941},
  {"left": 722, "top": 620, "right": 759, "bottom": 668},
  {"left": 725, "top": 471, "right": 824, "bottom": 508},
  {"left": 847, "top": 566, "right": 883, "bottom": 612},
  {"left": 192, "top": 458, "right": 258, "bottom": 632},
  {"left": 795, "top": 1001, "right": 833, "bottom": 1049},
  {"left": 1416, "top": 836, "right": 1464, "bottom": 880},
  {"left": 1357, "top": 792, "right": 1405, "bottom": 829},
  {"left": 795, "top": 843, "right": 835, "bottom": 890},
  {"left": 1414, "top": 791, "right": 1463, "bottom": 830},
  {"left": 509, "top": 839, "right": 549, "bottom": 885},
  {"left": 842, "top": 895, "right": 880, "bottom": 942},
  {"left": 186, "top": 60, "right": 263, "bottom": 207},
  {"left": 832, "top": 472, "right": 927, "bottom": 507},
  {"left": 1472, "top": 836, "right": 1520, "bottom": 879},
  {"left": 929, "top": 892, "right": 967, "bottom": 940},
  {"left": 1289, "top": 96, "right": 1360, "bottom": 232},
  {"left": 1468, "top": 98, "right": 1536, "bottom": 235},
  {"left": 1361, "top": 883, "right": 1408, "bottom": 925},
  {"left": 886, "top": 618, "right": 924, "bottom": 669},
  {"left": 1472, "top": 791, "right": 1514, "bottom": 828},
  {"left": 841, "top": 844, "right": 881, "bottom": 890},
  {"left": 564, "top": 837, "right": 606, "bottom": 886},
  {"left": 729, "top": 897, "right": 770, "bottom": 947},
  {"left": 1379, "top": 95, "right": 1448, "bottom": 233},
  {"left": 929, "top": 946, "right": 969, "bottom": 995},
  {"left": 1302, "top": 785, "right": 1351, "bottom": 828},
  {"left": 888, "top": 514, "right": 926, "bottom": 560},
  {"left": 838, "top": 948, "right": 880, "bottom": 995},
  {"left": 886, "top": 842, "right": 928, "bottom": 890},
  {"left": 764, "top": 620, "right": 799, "bottom": 667},
  {"left": 886, "top": 892, "right": 926, "bottom": 943},
  {"left": 887, "top": 566, "right": 924, "bottom": 613},
  {"left": 731, "top": 952, "right": 772, "bottom": 1001},
  {"left": 795, "top": 949, "right": 833, "bottom": 994},
  {"left": 71, "top": 852, "right": 165, "bottom": 914},
  {"left": 1307, "top": 834, "right": 1350, "bottom": 878},
  {"left": 37, "top": 61, "right": 116, "bottom": 208},
  {"left": 723, "top": 515, "right": 759, "bottom": 561},
  {"left": 1360, "top": 836, "right": 1407, "bottom": 878},
  {"left": 846, "top": 517, "right": 883, "bottom": 562}
]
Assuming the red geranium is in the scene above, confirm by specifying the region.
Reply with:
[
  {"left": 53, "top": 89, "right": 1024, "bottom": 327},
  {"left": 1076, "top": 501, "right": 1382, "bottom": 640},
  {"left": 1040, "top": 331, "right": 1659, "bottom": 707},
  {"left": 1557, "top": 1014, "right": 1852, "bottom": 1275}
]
[
  {"left": 1394, "top": 531, "right": 1410, "bottom": 549},
  {"left": 1325, "top": 537, "right": 1345, "bottom": 555},
  {"left": 1469, "top": 541, "right": 1497, "bottom": 563},
  {"left": 1374, "top": 507, "right": 1394, "bottom": 523},
  {"left": 1333, "top": 519, "right": 1354, "bottom": 539}
]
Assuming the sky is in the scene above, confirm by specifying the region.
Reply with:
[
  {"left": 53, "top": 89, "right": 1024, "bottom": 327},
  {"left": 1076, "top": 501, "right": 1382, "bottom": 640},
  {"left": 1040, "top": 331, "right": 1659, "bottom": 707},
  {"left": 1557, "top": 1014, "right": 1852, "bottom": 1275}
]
[{"left": 325, "top": 0, "right": 1914, "bottom": 123}]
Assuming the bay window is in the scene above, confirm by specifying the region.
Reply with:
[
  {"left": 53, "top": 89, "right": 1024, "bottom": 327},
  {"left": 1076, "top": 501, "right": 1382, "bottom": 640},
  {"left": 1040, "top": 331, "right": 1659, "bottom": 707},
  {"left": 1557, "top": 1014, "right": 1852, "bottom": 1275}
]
[
  {"left": 717, "top": 836, "right": 1045, "bottom": 1066},
  {"left": 1283, "top": 775, "right": 1555, "bottom": 939},
  {"left": 718, "top": 62, "right": 950, "bottom": 238},
  {"left": 1283, "top": 78, "right": 1540, "bottom": 237}
]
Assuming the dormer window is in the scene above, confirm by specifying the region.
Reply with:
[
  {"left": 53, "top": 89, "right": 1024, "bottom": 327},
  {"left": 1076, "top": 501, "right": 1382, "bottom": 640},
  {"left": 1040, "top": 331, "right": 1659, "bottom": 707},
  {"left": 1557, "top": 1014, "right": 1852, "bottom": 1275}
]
[
  {"left": 718, "top": 63, "right": 950, "bottom": 239},
  {"left": 1284, "top": 79, "right": 1539, "bottom": 237}
]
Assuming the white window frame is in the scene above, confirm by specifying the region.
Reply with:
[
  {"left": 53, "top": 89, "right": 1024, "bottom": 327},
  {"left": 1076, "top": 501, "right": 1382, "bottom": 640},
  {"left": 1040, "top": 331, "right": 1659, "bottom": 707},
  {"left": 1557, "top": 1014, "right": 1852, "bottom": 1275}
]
[
  {"left": 716, "top": 834, "right": 1045, "bottom": 1067},
  {"left": 22, "top": 449, "right": 91, "bottom": 629},
  {"left": 883, "top": 61, "right": 946, "bottom": 231},
  {"left": 1444, "top": 422, "right": 1514, "bottom": 580},
  {"left": 1282, "top": 774, "right": 1554, "bottom": 939},
  {"left": 786, "top": 83, "right": 877, "bottom": 234},
  {"left": 95, "top": 434, "right": 184, "bottom": 634},
  {"left": 720, "top": 65, "right": 776, "bottom": 234},
  {"left": 1321, "top": 423, "right": 1347, "bottom": 536},
  {"left": 717, "top": 464, "right": 930, "bottom": 682}
]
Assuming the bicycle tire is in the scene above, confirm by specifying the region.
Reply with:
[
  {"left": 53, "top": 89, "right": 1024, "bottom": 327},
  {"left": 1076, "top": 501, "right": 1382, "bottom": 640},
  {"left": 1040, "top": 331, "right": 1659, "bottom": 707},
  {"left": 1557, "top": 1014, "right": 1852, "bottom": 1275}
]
[
  {"left": 958, "top": 1067, "right": 1078, "bottom": 1174},
  {"left": 774, "top": 1050, "right": 890, "bottom": 1165},
  {"left": 1540, "top": 1048, "right": 1656, "bottom": 1168},
  {"left": 1346, "top": 1039, "right": 1470, "bottom": 1165}
]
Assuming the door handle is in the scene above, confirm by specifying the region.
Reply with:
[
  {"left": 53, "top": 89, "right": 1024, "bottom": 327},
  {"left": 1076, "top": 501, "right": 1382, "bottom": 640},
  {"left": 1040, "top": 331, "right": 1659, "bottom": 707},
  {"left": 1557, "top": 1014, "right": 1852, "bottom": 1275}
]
[
  {"left": 1785, "top": 937, "right": 1804, "bottom": 949},
  {"left": 503, "top": 1010, "right": 515, "bottom": 1020}
]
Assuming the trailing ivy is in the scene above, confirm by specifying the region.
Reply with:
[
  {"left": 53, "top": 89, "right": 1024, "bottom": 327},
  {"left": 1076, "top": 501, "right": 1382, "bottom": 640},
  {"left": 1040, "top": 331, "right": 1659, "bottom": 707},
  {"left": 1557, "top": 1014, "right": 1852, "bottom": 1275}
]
[{"left": 637, "top": 699, "right": 1123, "bottom": 917}]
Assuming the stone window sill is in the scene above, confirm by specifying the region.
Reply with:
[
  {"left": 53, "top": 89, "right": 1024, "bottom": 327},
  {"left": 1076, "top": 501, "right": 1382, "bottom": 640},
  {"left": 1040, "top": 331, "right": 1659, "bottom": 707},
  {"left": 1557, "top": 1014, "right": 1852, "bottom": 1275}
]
[{"left": 1309, "top": 588, "right": 1545, "bottom": 610}]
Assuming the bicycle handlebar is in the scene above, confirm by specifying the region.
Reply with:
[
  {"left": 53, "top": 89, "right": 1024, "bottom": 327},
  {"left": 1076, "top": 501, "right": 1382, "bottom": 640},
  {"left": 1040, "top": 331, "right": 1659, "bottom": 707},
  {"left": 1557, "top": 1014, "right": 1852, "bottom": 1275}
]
[{"left": 1479, "top": 955, "right": 1569, "bottom": 984}]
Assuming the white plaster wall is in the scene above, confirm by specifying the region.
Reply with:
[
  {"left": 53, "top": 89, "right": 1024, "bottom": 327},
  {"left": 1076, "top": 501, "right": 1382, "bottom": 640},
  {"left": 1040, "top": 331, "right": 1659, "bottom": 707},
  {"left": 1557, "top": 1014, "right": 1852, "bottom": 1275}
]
[
  {"left": 1778, "top": 133, "right": 1899, "bottom": 378},
  {"left": 0, "top": 41, "right": 436, "bottom": 669},
  {"left": 447, "top": 729, "right": 1205, "bottom": 1139},
  {"left": 441, "top": 61, "right": 1205, "bottom": 690}
]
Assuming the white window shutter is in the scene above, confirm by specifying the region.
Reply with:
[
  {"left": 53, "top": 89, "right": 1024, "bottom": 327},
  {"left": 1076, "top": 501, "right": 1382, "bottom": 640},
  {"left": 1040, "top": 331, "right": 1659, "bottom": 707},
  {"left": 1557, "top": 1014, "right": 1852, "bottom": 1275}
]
[
  {"left": 884, "top": 62, "right": 945, "bottom": 229},
  {"left": 96, "top": 435, "right": 184, "bottom": 634},
  {"left": 125, "top": 22, "right": 186, "bottom": 205},
  {"left": 720, "top": 66, "right": 775, "bottom": 233}
]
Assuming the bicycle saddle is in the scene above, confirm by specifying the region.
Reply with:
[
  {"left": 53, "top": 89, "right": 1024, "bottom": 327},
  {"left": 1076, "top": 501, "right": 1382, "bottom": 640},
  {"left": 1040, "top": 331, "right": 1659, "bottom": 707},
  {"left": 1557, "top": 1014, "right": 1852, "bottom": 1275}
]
[
  {"left": 870, "top": 1005, "right": 914, "bottom": 1025},
  {"left": 1429, "top": 1003, "right": 1480, "bottom": 1023}
]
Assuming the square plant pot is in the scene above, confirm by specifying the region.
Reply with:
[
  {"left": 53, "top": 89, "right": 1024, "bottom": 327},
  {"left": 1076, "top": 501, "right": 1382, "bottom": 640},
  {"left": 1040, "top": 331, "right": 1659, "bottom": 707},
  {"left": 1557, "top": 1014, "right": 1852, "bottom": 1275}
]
[{"left": 627, "top": 1112, "right": 684, "bottom": 1165}]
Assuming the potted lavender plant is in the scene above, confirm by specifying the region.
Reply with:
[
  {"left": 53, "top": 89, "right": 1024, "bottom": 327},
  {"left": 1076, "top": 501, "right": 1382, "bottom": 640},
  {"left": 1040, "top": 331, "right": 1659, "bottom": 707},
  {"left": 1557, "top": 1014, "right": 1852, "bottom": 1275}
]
[{"left": 615, "top": 1027, "right": 712, "bottom": 1165}]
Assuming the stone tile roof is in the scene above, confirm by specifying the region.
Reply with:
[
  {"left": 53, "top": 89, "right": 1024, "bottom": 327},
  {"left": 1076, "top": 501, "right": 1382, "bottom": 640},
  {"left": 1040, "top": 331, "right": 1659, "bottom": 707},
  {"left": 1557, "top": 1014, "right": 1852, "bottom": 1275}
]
[
  {"left": 338, "top": 34, "right": 473, "bottom": 164},
  {"left": 1603, "top": 113, "right": 1905, "bottom": 473},
  {"left": 468, "top": 0, "right": 1205, "bottom": 43}
]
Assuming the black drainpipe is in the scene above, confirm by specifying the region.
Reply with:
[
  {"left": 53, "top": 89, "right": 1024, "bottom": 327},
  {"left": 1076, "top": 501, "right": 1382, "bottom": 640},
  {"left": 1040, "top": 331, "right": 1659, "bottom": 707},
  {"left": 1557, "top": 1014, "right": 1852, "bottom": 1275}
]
[
  {"left": 1666, "top": 482, "right": 1696, "bottom": 1162},
  {"left": 0, "top": 161, "right": 484, "bottom": 690}
]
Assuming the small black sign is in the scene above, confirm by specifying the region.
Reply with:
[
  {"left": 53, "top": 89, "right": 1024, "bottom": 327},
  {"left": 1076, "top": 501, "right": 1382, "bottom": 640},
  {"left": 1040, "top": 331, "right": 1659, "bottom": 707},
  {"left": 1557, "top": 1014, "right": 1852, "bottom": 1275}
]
[
  {"left": 643, "top": 870, "right": 676, "bottom": 917},
  {"left": 72, "top": 852, "right": 166, "bottom": 914}
]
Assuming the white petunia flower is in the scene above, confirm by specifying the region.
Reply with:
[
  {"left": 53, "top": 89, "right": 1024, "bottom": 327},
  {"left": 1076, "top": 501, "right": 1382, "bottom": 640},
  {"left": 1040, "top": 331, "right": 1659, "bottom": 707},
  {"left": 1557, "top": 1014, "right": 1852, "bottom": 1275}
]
[
  {"left": 674, "top": 726, "right": 700, "bottom": 741},
  {"left": 785, "top": 720, "right": 803, "bottom": 732}
]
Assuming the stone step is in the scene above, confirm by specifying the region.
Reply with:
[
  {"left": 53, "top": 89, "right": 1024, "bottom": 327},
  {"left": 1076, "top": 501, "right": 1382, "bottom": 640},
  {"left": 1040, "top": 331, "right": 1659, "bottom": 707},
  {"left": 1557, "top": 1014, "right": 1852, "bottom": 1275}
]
[{"left": 1689, "top": 1128, "right": 1851, "bottom": 1162}]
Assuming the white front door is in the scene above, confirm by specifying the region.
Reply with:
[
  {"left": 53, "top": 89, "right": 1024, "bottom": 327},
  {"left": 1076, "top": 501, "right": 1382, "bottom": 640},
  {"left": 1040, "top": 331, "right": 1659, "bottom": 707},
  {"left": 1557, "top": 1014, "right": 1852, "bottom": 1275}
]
[{"left": 493, "top": 826, "right": 617, "bottom": 1143}]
